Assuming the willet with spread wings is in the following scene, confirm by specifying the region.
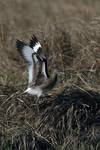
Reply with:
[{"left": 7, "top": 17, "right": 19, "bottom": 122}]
[{"left": 16, "top": 34, "right": 57, "bottom": 97}]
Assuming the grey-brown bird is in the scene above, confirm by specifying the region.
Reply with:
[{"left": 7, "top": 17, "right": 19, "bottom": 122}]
[{"left": 16, "top": 34, "right": 57, "bottom": 97}]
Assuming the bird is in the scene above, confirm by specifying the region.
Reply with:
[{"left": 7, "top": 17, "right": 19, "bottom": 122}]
[
  {"left": 16, "top": 34, "right": 57, "bottom": 97},
  {"left": 24, "top": 69, "right": 57, "bottom": 97},
  {"left": 16, "top": 34, "right": 49, "bottom": 85}
]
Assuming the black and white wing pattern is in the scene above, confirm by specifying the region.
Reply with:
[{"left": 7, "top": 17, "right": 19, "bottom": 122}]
[
  {"left": 16, "top": 34, "right": 49, "bottom": 85},
  {"left": 29, "top": 34, "right": 49, "bottom": 78},
  {"left": 29, "top": 34, "right": 41, "bottom": 53},
  {"left": 16, "top": 34, "right": 57, "bottom": 97},
  {"left": 29, "top": 34, "right": 46, "bottom": 60}
]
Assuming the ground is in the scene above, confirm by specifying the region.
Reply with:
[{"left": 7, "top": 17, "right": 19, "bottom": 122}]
[{"left": 0, "top": 0, "right": 100, "bottom": 149}]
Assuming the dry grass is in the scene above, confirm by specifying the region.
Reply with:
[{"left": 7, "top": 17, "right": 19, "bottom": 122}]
[
  {"left": 0, "top": 85, "right": 100, "bottom": 149},
  {"left": 0, "top": 0, "right": 100, "bottom": 149}
]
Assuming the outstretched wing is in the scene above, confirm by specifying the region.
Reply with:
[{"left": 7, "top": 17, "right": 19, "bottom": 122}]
[
  {"left": 29, "top": 34, "right": 42, "bottom": 53},
  {"left": 29, "top": 34, "right": 49, "bottom": 78},
  {"left": 16, "top": 40, "right": 33, "bottom": 65},
  {"left": 16, "top": 40, "right": 34, "bottom": 84}
]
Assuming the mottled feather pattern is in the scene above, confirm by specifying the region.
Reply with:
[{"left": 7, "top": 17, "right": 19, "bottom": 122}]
[
  {"left": 41, "top": 70, "right": 57, "bottom": 91},
  {"left": 25, "top": 70, "right": 57, "bottom": 97}
]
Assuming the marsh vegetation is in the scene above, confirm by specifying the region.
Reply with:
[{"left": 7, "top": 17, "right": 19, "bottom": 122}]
[{"left": 0, "top": 0, "right": 100, "bottom": 149}]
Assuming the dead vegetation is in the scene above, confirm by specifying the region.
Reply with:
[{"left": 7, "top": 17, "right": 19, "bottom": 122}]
[
  {"left": 0, "top": 85, "right": 100, "bottom": 149},
  {"left": 0, "top": 0, "right": 100, "bottom": 149}
]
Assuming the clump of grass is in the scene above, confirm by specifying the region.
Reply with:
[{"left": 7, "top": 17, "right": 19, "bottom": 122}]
[
  {"left": 0, "top": 125, "right": 55, "bottom": 150},
  {"left": 37, "top": 88, "right": 100, "bottom": 142}
]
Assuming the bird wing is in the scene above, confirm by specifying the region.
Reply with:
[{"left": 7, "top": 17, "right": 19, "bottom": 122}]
[
  {"left": 29, "top": 34, "right": 42, "bottom": 53},
  {"left": 16, "top": 35, "right": 49, "bottom": 84},
  {"left": 16, "top": 40, "right": 33, "bottom": 65},
  {"left": 16, "top": 40, "right": 34, "bottom": 84},
  {"left": 29, "top": 34, "right": 49, "bottom": 78}
]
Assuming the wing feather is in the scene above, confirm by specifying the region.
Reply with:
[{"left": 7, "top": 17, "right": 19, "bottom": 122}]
[
  {"left": 16, "top": 40, "right": 33, "bottom": 65},
  {"left": 29, "top": 34, "right": 41, "bottom": 52}
]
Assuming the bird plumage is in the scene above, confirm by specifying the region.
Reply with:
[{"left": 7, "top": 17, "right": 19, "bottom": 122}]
[
  {"left": 24, "top": 70, "right": 57, "bottom": 97},
  {"left": 16, "top": 35, "right": 49, "bottom": 84},
  {"left": 16, "top": 34, "right": 57, "bottom": 97}
]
